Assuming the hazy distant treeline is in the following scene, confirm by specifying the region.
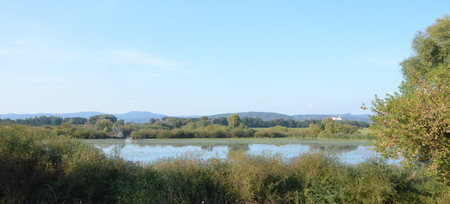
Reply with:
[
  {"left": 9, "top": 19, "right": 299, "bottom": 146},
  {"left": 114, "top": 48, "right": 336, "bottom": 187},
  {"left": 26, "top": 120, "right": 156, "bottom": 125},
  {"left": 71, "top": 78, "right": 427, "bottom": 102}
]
[
  {"left": 0, "top": 114, "right": 371, "bottom": 139},
  {"left": 0, "top": 115, "right": 369, "bottom": 128}
]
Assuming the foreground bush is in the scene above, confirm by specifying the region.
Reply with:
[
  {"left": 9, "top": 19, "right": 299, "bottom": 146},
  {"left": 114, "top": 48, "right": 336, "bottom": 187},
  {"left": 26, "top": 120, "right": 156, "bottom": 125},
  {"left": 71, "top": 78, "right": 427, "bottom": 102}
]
[{"left": 1, "top": 125, "right": 448, "bottom": 203}]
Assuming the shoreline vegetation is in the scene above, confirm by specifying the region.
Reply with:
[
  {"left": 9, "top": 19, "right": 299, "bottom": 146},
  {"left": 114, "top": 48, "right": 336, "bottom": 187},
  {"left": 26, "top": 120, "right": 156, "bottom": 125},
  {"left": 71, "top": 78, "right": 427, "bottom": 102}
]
[
  {"left": 1, "top": 125, "right": 448, "bottom": 203},
  {"left": 0, "top": 114, "right": 373, "bottom": 140}
]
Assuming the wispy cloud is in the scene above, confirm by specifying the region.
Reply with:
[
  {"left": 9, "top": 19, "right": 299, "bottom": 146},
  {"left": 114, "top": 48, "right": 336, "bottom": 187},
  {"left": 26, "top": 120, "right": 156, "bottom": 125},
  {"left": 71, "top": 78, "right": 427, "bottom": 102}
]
[
  {"left": 0, "top": 75, "right": 72, "bottom": 83},
  {"left": 16, "top": 39, "right": 27, "bottom": 45},
  {"left": 104, "top": 0, "right": 118, "bottom": 5},
  {"left": 0, "top": 47, "right": 77, "bottom": 61},
  {"left": 353, "top": 57, "right": 400, "bottom": 66},
  {"left": 111, "top": 50, "right": 179, "bottom": 67},
  {"left": 109, "top": 50, "right": 197, "bottom": 74},
  {"left": 0, "top": 42, "right": 195, "bottom": 74},
  {"left": 307, "top": 104, "right": 318, "bottom": 108}
]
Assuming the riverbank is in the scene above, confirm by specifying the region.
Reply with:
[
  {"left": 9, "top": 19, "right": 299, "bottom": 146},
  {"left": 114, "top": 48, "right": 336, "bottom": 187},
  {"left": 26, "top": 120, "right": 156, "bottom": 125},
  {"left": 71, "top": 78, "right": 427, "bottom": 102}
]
[{"left": 1, "top": 126, "right": 448, "bottom": 203}]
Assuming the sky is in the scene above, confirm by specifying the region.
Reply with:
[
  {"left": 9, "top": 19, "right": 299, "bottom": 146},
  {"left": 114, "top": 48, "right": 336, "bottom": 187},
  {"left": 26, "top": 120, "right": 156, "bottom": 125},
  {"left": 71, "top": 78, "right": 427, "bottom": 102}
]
[{"left": 0, "top": 1, "right": 448, "bottom": 116}]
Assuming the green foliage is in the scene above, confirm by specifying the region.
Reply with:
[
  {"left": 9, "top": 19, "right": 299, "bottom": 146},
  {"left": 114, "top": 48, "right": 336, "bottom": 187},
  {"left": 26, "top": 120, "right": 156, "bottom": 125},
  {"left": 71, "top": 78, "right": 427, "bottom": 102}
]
[
  {"left": 54, "top": 124, "right": 109, "bottom": 139},
  {"left": 88, "top": 114, "right": 117, "bottom": 124},
  {"left": 200, "top": 124, "right": 230, "bottom": 138},
  {"left": 8, "top": 116, "right": 63, "bottom": 126},
  {"left": 95, "top": 119, "right": 114, "bottom": 132},
  {"left": 370, "top": 15, "right": 450, "bottom": 184},
  {"left": 307, "top": 118, "right": 364, "bottom": 139},
  {"left": 130, "top": 124, "right": 255, "bottom": 139},
  {"left": 62, "top": 117, "right": 87, "bottom": 125},
  {"left": 0, "top": 126, "right": 88, "bottom": 202},
  {"left": 254, "top": 126, "right": 289, "bottom": 138},
  {"left": 130, "top": 128, "right": 171, "bottom": 139},
  {"left": 1, "top": 114, "right": 369, "bottom": 140},
  {"left": 227, "top": 114, "right": 242, "bottom": 128},
  {"left": 53, "top": 145, "right": 124, "bottom": 203}
]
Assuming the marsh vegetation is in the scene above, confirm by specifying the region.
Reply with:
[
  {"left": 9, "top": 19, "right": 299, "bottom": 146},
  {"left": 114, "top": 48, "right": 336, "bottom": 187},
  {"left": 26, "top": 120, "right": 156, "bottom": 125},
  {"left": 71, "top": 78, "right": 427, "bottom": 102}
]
[{"left": 1, "top": 126, "right": 448, "bottom": 203}]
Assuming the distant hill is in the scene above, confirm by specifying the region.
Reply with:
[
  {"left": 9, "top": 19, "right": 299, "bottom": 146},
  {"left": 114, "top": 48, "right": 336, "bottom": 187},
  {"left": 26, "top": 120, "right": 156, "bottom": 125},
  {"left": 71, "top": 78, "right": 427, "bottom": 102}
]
[
  {"left": 208, "top": 112, "right": 370, "bottom": 122},
  {"left": 209, "top": 112, "right": 294, "bottom": 121},
  {"left": 0, "top": 112, "right": 104, "bottom": 120},
  {"left": 114, "top": 111, "right": 167, "bottom": 123},
  {"left": 292, "top": 114, "right": 371, "bottom": 122},
  {"left": 0, "top": 111, "right": 371, "bottom": 123},
  {"left": 0, "top": 111, "right": 167, "bottom": 123}
]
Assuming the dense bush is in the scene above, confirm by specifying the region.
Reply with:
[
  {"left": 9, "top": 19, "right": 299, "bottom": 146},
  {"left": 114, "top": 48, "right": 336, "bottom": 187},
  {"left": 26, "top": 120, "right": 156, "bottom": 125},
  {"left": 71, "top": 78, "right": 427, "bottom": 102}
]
[
  {"left": 198, "top": 124, "right": 231, "bottom": 138},
  {"left": 0, "top": 125, "right": 117, "bottom": 203},
  {"left": 306, "top": 118, "right": 374, "bottom": 139},
  {"left": 130, "top": 128, "right": 169, "bottom": 139},
  {"left": 254, "top": 126, "right": 289, "bottom": 138},
  {"left": 54, "top": 125, "right": 109, "bottom": 139},
  {"left": 130, "top": 125, "right": 255, "bottom": 139}
]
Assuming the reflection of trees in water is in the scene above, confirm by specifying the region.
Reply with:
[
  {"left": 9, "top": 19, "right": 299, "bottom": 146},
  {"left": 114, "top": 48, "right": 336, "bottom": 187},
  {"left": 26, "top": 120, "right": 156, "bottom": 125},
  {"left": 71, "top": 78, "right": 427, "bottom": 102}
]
[
  {"left": 228, "top": 144, "right": 250, "bottom": 152},
  {"left": 130, "top": 140, "right": 157, "bottom": 147},
  {"left": 92, "top": 142, "right": 126, "bottom": 156},
  {"left": 110, "top": 142, "right": 126, "bottom": 156},
  {"left": 307, "top": 143, "right": 359, "bottom": 154},
  {"left": 200, "top": 145, "right": 214, "bottom": 151},
  {"left": 91, "top": 140, "right": 362, "bottom": 156},
  {"left": 93, "top": 142, "right": 125, "bottom": 149},
  {"left": 126, "top": 142, "right": 251, "bottom": 153},
  {"left": 200, "top": 144, "right": 250, "bottom": 152}
]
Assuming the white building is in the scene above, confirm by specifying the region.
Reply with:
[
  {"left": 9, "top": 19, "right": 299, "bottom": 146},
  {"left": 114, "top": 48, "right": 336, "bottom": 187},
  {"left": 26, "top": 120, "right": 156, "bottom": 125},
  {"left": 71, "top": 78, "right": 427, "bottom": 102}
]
[{"left": 330, "top": 116, "right": 342, "bottom": 121}]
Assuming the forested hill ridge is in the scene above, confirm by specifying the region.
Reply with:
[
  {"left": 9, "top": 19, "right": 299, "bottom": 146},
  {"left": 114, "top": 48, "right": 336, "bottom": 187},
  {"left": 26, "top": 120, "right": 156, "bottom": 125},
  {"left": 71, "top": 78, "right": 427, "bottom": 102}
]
[
  {"left": 0, "top": 111, "right": 168, "bottom": 123},
  {"left": 292, "top": 113, "right": 370, "bottom": 122},
  {"left": 0, "top": 111, "right": 370, "bottom": 123},
  {"left": 209, "top": 112, "right": 293, "bottom": 121},
  {"left": 209, "top": 112, "right": 369, "bottom": 122}
]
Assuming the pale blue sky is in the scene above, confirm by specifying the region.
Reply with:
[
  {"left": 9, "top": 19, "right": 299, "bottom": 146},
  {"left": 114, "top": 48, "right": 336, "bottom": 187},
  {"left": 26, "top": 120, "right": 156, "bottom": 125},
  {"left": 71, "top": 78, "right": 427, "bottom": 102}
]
[{"left": 0, "top": 1, "right": 448, "bottom": 116}]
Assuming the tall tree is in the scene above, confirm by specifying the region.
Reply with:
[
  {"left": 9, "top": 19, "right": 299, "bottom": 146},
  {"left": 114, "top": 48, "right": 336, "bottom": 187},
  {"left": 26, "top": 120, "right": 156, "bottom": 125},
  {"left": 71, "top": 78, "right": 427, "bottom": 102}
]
[
  {"left": 227, "top": 114, "right": 241, "bottom": 128},
  {"left": 88, "top": 114, "right": 117, "bottom": 124},
  {"left": 370, "top": 16, "right": 449, "bottom": 184}
]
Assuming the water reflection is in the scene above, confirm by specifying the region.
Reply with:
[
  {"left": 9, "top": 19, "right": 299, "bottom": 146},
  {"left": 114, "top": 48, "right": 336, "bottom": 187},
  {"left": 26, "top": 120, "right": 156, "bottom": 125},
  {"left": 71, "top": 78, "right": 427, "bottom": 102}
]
[
  {"left": 228, "top": 144, "right": 250, "bottom": 152},
  {"left": 83, "top": 138, "right": 380, "bottom": 164},
  {"left": 307, "top": 144, "right": 359, "bottom": 154}
]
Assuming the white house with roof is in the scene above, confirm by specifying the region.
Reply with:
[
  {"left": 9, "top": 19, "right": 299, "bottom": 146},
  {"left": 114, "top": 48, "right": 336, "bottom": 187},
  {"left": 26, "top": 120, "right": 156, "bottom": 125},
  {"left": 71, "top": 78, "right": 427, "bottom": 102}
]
[{"left": 330, "top": 116, "right": 342, "bottom": 121}]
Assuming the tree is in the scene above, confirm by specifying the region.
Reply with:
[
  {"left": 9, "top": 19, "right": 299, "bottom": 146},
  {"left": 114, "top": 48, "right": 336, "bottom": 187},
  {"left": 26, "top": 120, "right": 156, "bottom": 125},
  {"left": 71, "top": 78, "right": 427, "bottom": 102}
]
[
  {"left": 199, "top": 116, "right": 211, "bottom": 127},
  {"left": 88, "top": 114, "right": 117, "bottom": 124},
  {"left": 370, "top": 16, "right": 449, "bottom": 184},
  {"left": 95, "top": 119, "right": 114, "bottom": 133},
  {"left": 63, "top": 117, "right": 88, "bottom": 125},
  {"left": 227, "top": 114, "right": 241, "bottom": 128},
  {"left": 212, "top": 117, "right": 228, "bottom": 126}
]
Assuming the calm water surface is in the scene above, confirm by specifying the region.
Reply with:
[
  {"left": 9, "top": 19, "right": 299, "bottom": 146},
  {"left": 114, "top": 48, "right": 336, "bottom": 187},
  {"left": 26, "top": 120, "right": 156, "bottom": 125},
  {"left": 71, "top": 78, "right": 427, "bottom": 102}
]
[{"left": 83, "top": 138, "right": 397, "bottom": 164}]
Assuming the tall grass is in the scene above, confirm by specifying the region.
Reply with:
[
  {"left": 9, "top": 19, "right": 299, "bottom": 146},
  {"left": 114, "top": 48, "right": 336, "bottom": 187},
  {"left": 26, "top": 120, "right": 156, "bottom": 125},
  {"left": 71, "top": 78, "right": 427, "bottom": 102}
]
[
  {"left": 130, "top": 125, "right": 254, "bottom": 139},
  {"left": 1, "top": 125, "right": 448, "bottom": 203},
  {"left": 253, "top": 126, "right": 374, "bottom": 140}
]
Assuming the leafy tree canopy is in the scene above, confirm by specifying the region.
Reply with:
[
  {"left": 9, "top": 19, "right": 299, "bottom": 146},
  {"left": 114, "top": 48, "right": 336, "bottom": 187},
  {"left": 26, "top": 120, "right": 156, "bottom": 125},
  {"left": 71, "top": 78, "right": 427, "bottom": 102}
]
[
  {"left": 227, "top": 114, "right": 241, "bottom": 128},
  {"left": 88, "top": 114, "right": 117, "bottom": 124},
  {"left": 370, "top": 15, "right": 450, "bottom": 184}
]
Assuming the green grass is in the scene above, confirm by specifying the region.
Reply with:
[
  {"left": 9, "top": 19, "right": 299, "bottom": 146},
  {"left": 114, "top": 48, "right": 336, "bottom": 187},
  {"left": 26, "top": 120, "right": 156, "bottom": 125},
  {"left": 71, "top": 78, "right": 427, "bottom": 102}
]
[
  {"left": 358, "top": 127, "right": 372, "bottom": 135},
  {"left": 251, "top": 127, "right": 309, "bottom": 131},
  {"left": 251, "top": 126, "right": 373, "bottom": 140}
]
